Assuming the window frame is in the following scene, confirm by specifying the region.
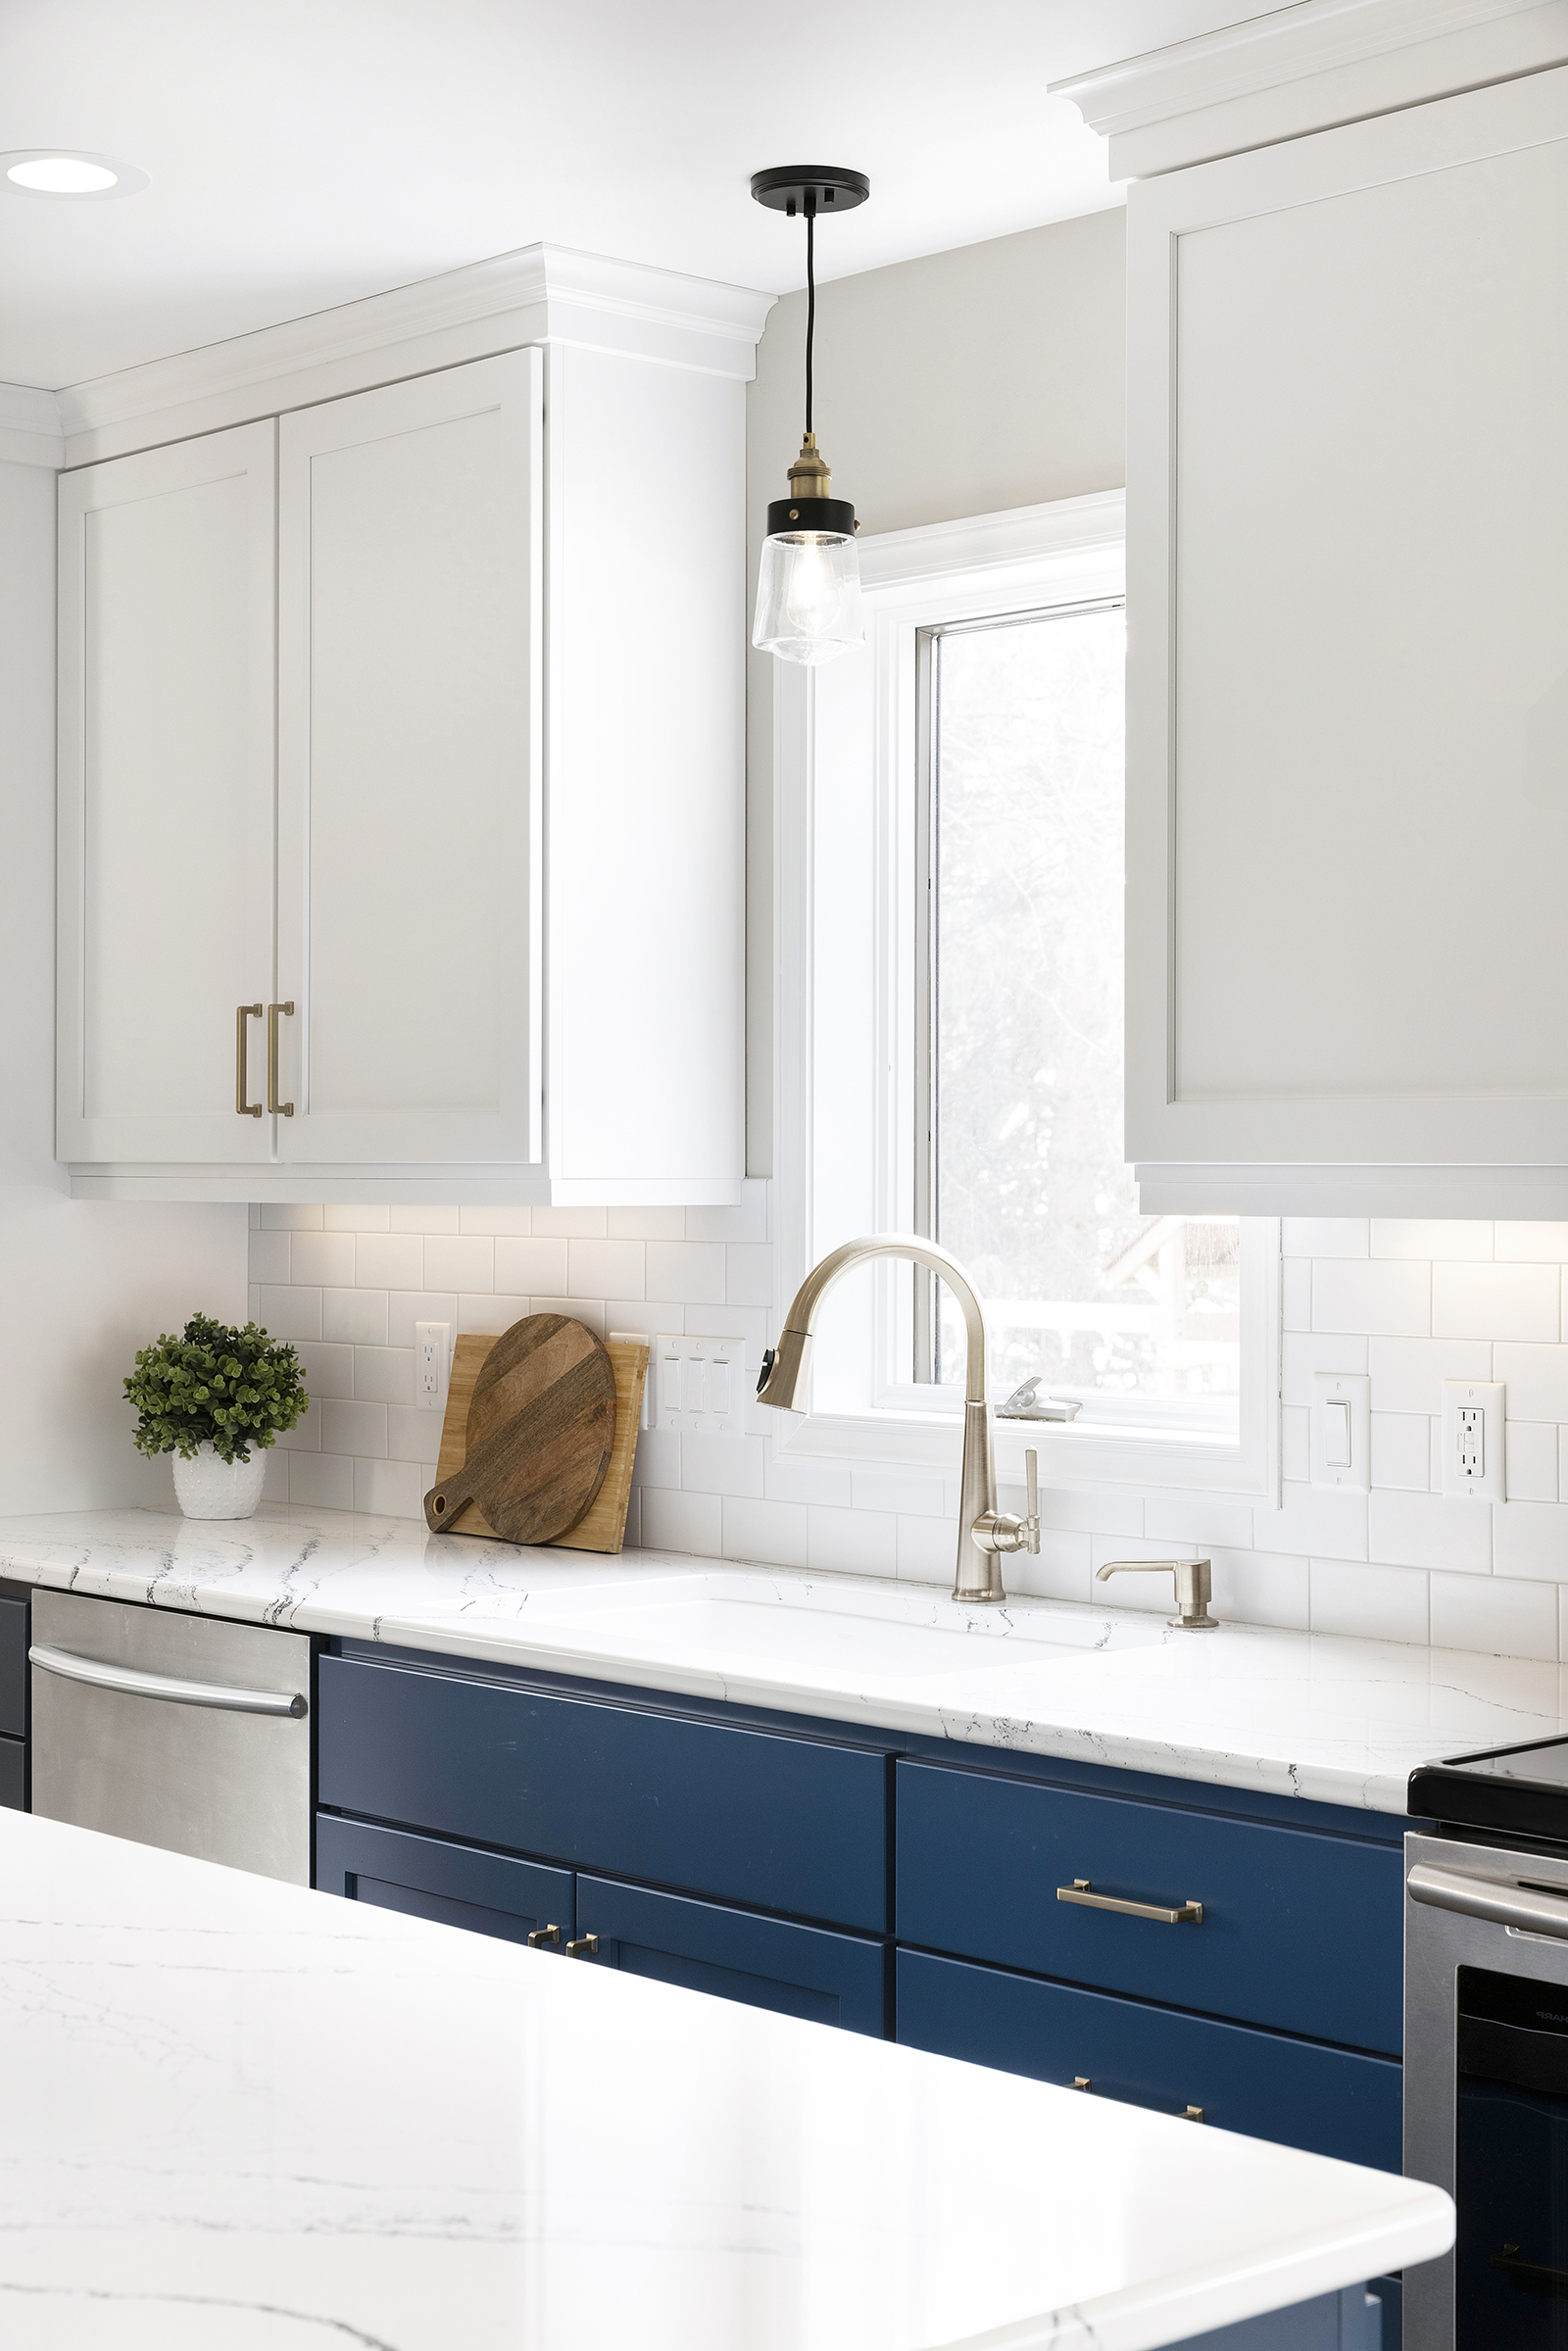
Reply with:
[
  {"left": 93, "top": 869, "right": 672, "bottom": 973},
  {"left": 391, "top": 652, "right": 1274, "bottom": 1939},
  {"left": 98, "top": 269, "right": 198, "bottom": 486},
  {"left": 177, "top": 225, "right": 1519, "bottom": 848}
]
[{"left": 770, "top": 492, "right": 1282, "bottom": 1499}]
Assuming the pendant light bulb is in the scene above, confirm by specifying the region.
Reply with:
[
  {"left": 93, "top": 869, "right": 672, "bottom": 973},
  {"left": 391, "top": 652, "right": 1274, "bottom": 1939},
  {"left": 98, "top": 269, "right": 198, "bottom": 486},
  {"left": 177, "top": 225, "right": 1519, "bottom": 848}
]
[{"left": 750, "top": 167, "right": 870, "bottom": 667}]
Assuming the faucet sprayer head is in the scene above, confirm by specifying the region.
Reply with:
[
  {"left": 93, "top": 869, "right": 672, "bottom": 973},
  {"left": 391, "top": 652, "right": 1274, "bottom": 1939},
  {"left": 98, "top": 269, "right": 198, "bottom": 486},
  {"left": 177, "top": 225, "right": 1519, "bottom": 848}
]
[{"left": 756, "top": 1328, "right": 812, "bottom": 1411}]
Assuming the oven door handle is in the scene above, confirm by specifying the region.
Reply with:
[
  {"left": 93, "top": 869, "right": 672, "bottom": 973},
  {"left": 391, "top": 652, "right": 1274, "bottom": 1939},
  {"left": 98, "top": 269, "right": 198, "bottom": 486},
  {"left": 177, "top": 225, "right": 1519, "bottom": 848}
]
[
  {"left": 29, "top": 1643, "right": 307, "bottom": 1720},
  {"left": 1408, "top": 1860, "right": 1568, "bottom": 1940}
]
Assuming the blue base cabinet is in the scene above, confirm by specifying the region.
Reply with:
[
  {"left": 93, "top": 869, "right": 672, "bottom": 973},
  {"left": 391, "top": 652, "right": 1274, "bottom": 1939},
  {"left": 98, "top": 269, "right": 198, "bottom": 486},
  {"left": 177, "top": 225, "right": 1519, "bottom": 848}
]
[
  {"left": 0, "top": 1577, "right": 29, "bottom": 1812},
  {"left": 1184, "top": 2285, "right": 1382, "bottom": 2349},
  {"left": 896, "top": 1948, "right": 1401, "bottom": 2171},
  {"left": 316, "top": 1814, "right": 574, "bottom": 1949},
  {"left": 573, "top": 1873, "right": 886, "bottom": 2033}
]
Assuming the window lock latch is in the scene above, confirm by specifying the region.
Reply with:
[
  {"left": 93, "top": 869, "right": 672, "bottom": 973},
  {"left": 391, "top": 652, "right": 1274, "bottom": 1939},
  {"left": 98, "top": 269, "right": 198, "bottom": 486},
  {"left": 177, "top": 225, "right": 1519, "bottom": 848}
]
[{"left": 998, "top": 1376, "right": 1082, "bottom": 1422}]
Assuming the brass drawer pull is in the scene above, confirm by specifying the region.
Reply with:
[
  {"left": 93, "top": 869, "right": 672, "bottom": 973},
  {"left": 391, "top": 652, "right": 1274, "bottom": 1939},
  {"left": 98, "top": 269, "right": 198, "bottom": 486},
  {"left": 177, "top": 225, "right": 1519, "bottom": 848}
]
[
  {"left": 267, "top": 1000, "right": 295, "bottom": 1116},
  {"left": 1072, "top": 2076, "right": 1093, "bottom": 2092},
  {"left": 235, "top": 1003, "right": 264, "bottom": 1117},
  {"left": 526, "top": 1924, "right": 561, "bottom": 1948},
  {"left": 565, "top": 1934, "right": 599, "bottom": 1956},
  {"left": 1183, "top": 2105, "right": 1205, "bottom": 2123},
  {"left": 1058, "top": 1878, "right": 1204, "bottom": 1926}
]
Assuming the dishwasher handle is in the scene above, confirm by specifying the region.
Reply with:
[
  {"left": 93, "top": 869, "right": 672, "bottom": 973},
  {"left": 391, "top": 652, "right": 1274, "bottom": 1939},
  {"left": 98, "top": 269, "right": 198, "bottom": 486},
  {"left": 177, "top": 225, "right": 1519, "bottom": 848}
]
[
  {"left": 30, "top": 1642, "right": 308, "bottom": 1720},
  {"left": 1408, "top": 1860, "right": 1568, "bottom": 1941}
]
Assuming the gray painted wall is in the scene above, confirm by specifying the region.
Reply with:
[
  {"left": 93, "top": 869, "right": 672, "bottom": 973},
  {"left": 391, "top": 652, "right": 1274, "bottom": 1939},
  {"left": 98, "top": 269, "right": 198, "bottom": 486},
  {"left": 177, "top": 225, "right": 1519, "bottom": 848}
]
[{"left": 744, "top": 208, "right": 1128, "bottom": 1170}]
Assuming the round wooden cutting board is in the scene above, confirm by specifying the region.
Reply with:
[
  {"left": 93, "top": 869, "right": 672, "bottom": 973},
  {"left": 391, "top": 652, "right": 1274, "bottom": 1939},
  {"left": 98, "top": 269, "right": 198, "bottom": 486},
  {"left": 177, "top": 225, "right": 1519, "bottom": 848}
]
[{"left": 422, "top": 1314, "right": 616, "bottom": 1545}]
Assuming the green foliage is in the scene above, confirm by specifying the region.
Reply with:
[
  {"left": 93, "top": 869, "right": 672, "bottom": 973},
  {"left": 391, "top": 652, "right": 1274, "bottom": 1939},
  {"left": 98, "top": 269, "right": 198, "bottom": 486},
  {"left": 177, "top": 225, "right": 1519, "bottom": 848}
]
[{"left": 122, "top": 1313, "right": 309, "bottom": 1465}]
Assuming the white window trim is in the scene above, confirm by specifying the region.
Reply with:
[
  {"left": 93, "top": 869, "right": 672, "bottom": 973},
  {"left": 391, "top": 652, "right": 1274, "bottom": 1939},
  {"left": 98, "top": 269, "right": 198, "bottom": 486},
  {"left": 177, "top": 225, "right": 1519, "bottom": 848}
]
[{"left": 771, "top": 491, "right": 1282, "bottom": 1500}]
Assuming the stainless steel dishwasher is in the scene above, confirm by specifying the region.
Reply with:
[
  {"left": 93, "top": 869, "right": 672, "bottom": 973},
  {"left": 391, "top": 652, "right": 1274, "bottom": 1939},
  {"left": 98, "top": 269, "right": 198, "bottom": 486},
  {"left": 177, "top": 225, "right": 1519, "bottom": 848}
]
[{"left": 29, "top": 1590, "right": 312, "bottom": 1885}]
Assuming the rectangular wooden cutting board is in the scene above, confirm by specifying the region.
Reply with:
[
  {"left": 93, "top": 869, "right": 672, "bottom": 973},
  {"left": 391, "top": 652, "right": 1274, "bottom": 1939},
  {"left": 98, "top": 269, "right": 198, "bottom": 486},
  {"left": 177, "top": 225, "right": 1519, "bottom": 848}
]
[{"left": 431, "top": 1327, "right": 649, "bottom": 1553}]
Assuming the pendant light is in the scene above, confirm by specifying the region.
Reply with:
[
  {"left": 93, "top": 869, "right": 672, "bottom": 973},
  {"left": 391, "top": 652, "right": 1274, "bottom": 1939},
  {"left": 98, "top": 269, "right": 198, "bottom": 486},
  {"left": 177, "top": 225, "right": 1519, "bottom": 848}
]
[{"left": 751, "top": 166, "right": 870, "bottom": 666}]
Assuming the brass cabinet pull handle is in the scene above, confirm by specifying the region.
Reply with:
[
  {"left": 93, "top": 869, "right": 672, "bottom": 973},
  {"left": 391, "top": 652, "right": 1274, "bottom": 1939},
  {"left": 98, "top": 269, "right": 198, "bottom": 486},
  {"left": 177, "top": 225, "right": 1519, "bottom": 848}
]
[
  {"left": 267, "top": 1000, "right": 295, "bottom": 1116},
  {"left": 1058, "top": 1878, "right": 1204, "bottom": 1927},
  {"left": 526, "top": 1924, "right": 561, "bottom": 1948},
  {"left": 1183, "top": 2105, "right": 1205, "bottom": 2123},
  {"left": 235, "top": 1004, "right": 264, "bottom": 1116},
  {"left": 564, "top": 1934, "right": 599, "bottom": 1956}
]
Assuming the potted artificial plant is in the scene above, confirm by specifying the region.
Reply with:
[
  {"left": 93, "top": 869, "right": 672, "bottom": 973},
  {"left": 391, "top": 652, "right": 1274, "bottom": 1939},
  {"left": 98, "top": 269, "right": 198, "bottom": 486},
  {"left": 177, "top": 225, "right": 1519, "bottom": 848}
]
[{"left": 124, "top": 1313, "right": 309, "bottom": 1520}]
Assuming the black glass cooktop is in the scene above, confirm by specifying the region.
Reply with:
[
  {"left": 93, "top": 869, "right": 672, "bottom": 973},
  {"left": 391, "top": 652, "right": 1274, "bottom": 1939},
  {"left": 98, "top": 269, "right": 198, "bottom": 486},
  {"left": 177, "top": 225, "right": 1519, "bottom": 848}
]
[{"left": 1409, "top": 1738, "right": 1568, "bottom": 1842}]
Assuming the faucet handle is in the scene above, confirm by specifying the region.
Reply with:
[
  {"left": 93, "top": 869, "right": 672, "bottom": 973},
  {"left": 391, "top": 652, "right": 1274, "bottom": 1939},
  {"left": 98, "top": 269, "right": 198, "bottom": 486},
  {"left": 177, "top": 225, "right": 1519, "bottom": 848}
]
[
  {"left": 1097, "top": 1557, "right": 1218, "bottom": 1631},
  {"left": 1023, "top": 1446, "right": 1040, "bottom": 1554},
  {"left": 972, "top": 1448, "right": 1041, "bottom": 1560}
]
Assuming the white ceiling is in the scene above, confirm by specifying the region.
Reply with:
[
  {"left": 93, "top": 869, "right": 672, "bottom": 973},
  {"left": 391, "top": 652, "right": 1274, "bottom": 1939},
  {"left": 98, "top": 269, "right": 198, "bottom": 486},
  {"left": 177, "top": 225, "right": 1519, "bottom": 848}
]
[{"left": 0, "top": 0, "right": 1291, "bottom": 390}]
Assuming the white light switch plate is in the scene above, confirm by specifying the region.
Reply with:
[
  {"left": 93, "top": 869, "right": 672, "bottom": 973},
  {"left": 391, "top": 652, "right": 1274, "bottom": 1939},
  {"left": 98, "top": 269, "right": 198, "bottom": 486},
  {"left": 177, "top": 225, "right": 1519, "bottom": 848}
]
[
  {"left": 1310, "top": 1371, "right": 1370, "bottom": 1492},
  {"left": 1442, "top": 1378, "right": 1505, "bottom": 1500},
  {"left": 655, "top": 1334, "right": 743, "bottom": 1439}
]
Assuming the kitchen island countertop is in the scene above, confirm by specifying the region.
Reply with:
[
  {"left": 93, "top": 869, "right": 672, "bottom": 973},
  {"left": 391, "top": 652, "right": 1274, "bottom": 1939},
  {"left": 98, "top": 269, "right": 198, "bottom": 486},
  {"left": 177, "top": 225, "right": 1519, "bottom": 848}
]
[
  {"left": 0, "top": 1805, "right": 1450, "bottom": 2350},
  {"left": 0, "top": 1501, "right": 1563, "bottom": 1812}
]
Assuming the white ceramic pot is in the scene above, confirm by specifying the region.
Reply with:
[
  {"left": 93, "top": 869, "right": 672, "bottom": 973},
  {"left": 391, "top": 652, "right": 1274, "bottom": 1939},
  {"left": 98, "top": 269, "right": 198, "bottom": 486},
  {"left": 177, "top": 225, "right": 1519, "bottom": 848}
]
[{"left": 172, "top": 1442, "right": 268, "bottom": 1521}]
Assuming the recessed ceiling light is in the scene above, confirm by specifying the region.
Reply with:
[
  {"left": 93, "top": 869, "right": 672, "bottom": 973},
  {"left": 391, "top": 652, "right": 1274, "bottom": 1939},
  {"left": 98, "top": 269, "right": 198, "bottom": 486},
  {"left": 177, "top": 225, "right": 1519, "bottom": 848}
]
[{"left": 0, "top": 150, "right": 149, "bottom": 199}]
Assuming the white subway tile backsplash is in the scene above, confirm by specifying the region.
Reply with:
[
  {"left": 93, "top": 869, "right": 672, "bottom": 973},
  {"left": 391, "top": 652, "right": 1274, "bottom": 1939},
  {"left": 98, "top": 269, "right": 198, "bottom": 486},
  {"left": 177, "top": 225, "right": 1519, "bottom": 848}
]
[
  {"left": 247, "top": 1189, "right": 1568, "bottom": 1659},
  {"left": 355, "top": 1457, "right": 427, "bottom": 1516},
  {"left": 808, "top": 1504, "right": 897, "bottom": 1578},
  {"left": 356, "top": 1234, "right": 423, "bottom": 1291},
  {"left": 1310, "top": 1559, "right": 1429, "bottom": 1643},
  {"left": 1431, "top": 1570, "right": 1558, "bottom": 1661},
  {"left": 289, "top": 1232, "right": 356, "bottom": 1288},
  {"left": 1368, "top": 1488, "right": 1491, "bottom": 1575},
  {"left": 722, "top": 1495, "right": 808, "bottom": 1569},
  {"left": 1371, "top": 1219, "right": 1492, "bottom": 1260},
  {"left": 1313, "top": 1258, "right": 1430, "bottom": 1338},
  {"left": 262, "top": 1449, "right": 288, "bottom": 1503},
  {"left": 247, "top": 1229, "right": 291, "bottom": 1285},
  {"left": 1507, "top": 1421, "right": 1559, "bottom": 1503},
  {"left": 321, "top": 1398, "right": 387, "bottom": 1458},
  {"left": 353, "top": 1347, "right": 415, "bottom": 1407},
  {"left": 1367, "top": 1337, "right": 1493, "bottom": 1415},
  {"left": 321, "top": 1288, "right": 389, "bottom": 1348},
  {"left": 647, "top": 1241, "right": 725, "bottom": 1305},
  {"left": 274, "top": 1399, "right": 319, "bottom": 1452},
  {"left": 1434, "top": 1261, "right": 1560, "bottom": 1344},
  {"left": 494, "top": 1237, "right": 568, "bottom": 1295},
  {"left": 290, "top": 1452, "right": 353, "bottom": 1510},
  {"left": 567, "top": 1239, "right": 645, "bottom": 1300},
  {"left": 1494, "top": 1344, "right": 1568, "bottom": 1422},
  {"left": 1370, "top": 1412, "right": 1431, "bottom": 1492},
  {"left": 424, "top": 1235, "right": 494, "bottom": 1294},
  {"left": 1281, "top": 1218, "right": 1367, "bottom": 1258}
]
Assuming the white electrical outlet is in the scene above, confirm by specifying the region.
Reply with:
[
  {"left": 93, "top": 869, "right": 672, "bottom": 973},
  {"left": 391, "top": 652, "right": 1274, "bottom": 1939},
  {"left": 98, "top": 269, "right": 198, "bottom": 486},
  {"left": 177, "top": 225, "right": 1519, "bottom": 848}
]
[
  {"left": 1310, "top": 1371, "right": 1370, "bottom": 1491},
  {"left": 415, "top": 1321, "right": 451, "bottom": 1410},
  {"left": 1443, "top": 1379, "right": 1505, "bottom": 1500},
  {"left": 655, "top": 1334, "right": 743, "bottom": 1438}
]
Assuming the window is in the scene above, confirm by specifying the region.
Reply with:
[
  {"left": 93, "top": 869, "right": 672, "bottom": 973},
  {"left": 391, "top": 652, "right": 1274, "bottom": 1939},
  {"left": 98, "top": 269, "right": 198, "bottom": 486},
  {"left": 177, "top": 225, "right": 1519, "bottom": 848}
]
[
  {"left": 773, "top": 494, "right": 1279, "bottom": 1495},
  {"left": 915, "top": 602, "right": 1241, "bottom": 1440}
]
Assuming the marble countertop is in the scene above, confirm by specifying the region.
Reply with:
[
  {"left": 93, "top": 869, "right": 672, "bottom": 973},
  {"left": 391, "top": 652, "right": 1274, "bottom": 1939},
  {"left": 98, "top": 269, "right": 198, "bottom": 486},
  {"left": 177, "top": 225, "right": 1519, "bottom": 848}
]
[
  {"left": 0, "top": 1807, "right": 1451, "bottom": 2350},
  {"left": 2, "top": 1503, "right": 1564, "bottom": 1812}
]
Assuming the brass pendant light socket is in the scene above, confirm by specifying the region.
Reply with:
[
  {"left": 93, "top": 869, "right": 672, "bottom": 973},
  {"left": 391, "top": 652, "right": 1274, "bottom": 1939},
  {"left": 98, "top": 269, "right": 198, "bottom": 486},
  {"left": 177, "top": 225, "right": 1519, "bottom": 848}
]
[{"left": 788, "top": 431, "right": 832, "bottom": 502}]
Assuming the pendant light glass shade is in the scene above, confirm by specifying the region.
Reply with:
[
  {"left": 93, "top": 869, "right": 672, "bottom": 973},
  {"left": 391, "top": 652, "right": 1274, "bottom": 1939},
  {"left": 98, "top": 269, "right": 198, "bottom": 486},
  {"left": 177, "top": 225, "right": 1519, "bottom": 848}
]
[{"left": 753, "top": 527, "right": 862, "bottom": 665}]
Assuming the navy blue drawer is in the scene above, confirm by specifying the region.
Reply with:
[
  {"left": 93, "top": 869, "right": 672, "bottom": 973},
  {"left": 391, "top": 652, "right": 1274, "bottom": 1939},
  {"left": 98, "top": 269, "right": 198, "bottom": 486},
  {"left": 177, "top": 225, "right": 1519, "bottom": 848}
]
[
  {"left": 318, "top": 1654, "right": 888, "bottom": 1932},
  {"left": 896, "top": 1760, "right": 1402, "bottom": 2054},
  {"left": 316, "top": 1814, "right": 574, "bottom": 1948},
  {"left": 0, "top": 1584, "right": 28, "bottom": 1740},
  {"left": 576, "top": 1873, "right": 886, "bottom": 2034},
  {"left": 897, "top": 1949, "right": 1401, "bottom": 2172},
  {"left": 0, "top": 1734, "right": 23, "bottom": 1813}
]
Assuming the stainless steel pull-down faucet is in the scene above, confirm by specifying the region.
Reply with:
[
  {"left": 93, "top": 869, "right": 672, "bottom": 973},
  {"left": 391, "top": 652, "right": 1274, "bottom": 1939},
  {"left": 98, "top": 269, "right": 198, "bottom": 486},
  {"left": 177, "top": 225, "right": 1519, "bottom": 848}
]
[{"left": 756, "top": 1234, "right": 1039, "bottom": 1603}]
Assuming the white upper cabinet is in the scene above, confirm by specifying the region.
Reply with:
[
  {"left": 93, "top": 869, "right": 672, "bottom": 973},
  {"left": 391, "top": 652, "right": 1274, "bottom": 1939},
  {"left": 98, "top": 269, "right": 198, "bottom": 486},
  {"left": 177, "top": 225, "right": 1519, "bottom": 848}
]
[
  {"left": 57, "top": 422, "right": 277, "bottom": 1164},
  {"left": 55, "top": 249, "right": 765, "bottom": 1203},
  {"left": 1125, "top": 64, "right": 1568, "bottom": 1217},
  {"left": 275, "top": 353, "right": 541, "bottom": 1167}
]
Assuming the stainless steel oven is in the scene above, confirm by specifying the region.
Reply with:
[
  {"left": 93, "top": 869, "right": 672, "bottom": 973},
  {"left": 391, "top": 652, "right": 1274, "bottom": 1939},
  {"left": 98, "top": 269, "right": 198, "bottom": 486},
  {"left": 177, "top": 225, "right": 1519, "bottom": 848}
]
[
  {"left": 1405, "top": 1740, "right": 1568, "bottom": 2349},
  {"left": 29, "top": 1589, "right": 312, "bottom": 1885}
]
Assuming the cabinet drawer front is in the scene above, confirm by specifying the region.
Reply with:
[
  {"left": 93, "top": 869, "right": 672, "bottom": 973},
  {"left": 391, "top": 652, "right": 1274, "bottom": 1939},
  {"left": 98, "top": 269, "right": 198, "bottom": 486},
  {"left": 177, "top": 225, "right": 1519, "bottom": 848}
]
[
  {"left": 896, "top": 1760, "right": 1402, "bottom": 2054},
  {"left": 897, "top": 1949, "right": 1400, "bottom": 2173},
  {"left": 576, "top": 1874, "right": 886, "bottom": 2036},
  {"left": 0, "top": 1735, "right": 23, "bottom": 1814},
  {"left": 0, "top": 1588, "right": 27, "bottom": 1739},
  {"left": 316, "top": 1814, "right": 573, "bottom": 1950},
  {"left": 318, "top": 1656, "right": 888, "bottom": 1932}
]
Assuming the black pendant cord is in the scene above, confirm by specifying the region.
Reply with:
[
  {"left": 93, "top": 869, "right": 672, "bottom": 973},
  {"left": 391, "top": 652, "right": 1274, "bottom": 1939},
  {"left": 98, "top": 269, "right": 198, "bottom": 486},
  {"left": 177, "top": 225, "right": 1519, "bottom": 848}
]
[{"left": 805, "top": 198, "right": 815, "bottom": 436}]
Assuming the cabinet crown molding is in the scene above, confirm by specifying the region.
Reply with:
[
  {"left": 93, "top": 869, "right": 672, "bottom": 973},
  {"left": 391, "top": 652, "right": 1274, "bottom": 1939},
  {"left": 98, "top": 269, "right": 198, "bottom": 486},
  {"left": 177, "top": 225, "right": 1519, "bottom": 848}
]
[
  {"left": 57, "top": 241, "right": 774, "bottom": 468},
  {"left": 1052, "top": 0, "right": 1568, "bottom": 176},
  {"left": 0, "top": 378, "right": 65, "bottom": 467}
]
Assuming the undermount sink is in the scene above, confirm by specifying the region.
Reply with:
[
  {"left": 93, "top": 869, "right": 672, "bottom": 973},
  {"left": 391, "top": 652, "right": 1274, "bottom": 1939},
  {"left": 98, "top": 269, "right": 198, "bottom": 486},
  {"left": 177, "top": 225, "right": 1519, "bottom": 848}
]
[{"left": 514, "top": 1570, "right": 1168, "bottom": 1691}]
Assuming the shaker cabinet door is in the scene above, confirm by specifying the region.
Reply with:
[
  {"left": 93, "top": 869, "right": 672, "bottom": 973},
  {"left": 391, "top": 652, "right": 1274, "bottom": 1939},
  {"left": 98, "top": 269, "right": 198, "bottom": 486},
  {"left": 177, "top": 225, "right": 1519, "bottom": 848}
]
[
  {"left": 275, "top": 350, "right": 542, "bottom": 1167},
  {"left": 57, "top": 421, "right": 278, "bottom": 1163},
  {"left": 1125, "top": 67, "right": 1568, "bottom": 1211}
]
